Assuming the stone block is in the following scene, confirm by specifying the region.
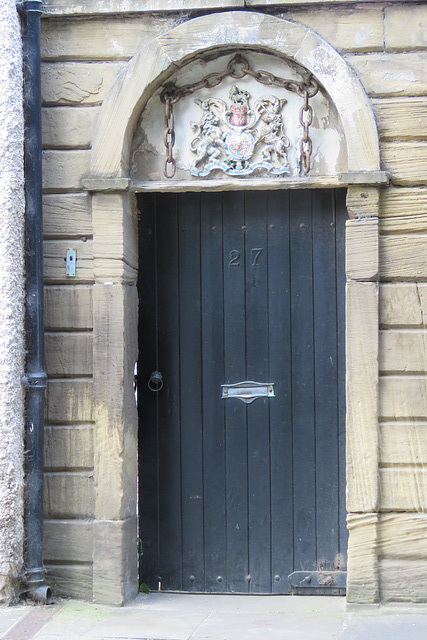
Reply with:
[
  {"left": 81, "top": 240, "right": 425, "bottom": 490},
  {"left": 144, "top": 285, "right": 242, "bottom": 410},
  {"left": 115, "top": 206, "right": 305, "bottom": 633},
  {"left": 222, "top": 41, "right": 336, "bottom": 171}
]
[
  {"left": 42, "top": 106, "right": 99, "bottom": 149},
  {"left": 45, "top": 285, "right": 93, "bottom": 330},
  {"left": 43, "top": 149, "right": 91, "bottom": 191},
  {"left": 346, "top": 513, "right": 379, "bottom": 603},
  {"left": 380, "top": 467, "right": 427, "bottom": 512},
  {"left": 42, "top": 61, "right": 124, "bottom": 106},
  {"left": 382, "top": 142, "right": 427, "bottom": 186},
  {"left": 45, "top": 564, "right": 92, "bottom": 600},
  {"left": 346, "top": 186, "right": 380, "bottom": 219},
  {"left": 346, "top": 281, "right": 379, "bottom": 513},
  {"left": 93, "top": 517, "right": 138, "bottom": 605},
  {"left": 44, "top": 519, "right": 93, "bottom": 563},
  {"left": 346, "top": 52, "right": 427, "bottom": 97},
  {"left": 43, "top": 193, "right": 92, "bottom": 238},
  {"left": 378, "top": 513, "right": 427, "bottom": 558},
  {"left": 45, "top": 425, "right": 94, "bottom": 470},
  {"left": 379, "top": 375, "right": 427, "bottom": 420},
  {"left": 379, "top": 234, "right": 427, "bottom": 281},
  {"left": 380, "top": 329, "right": 427, "bottom": 374},
  {"left": 44, "top": 472, "right": 94, "bottom": 518},
  {"left": 46, "top": 332, "right": 93, "bottom": 376},
  {"left": 41, "top": 15, "right": 184, "bottom": 61},
  {"left": 379, "top": 187, "right": 427, "bottom": 233},
  {"left": 374, "top": 98, "right": 427, "bottom": 141},
  {"left": 47, "top": 379, "right": 94, "bottom": 424},
  {"left": 380, "top": 187, "right": 427, "bottom": 219},
  {"left": 92, "top": 192, "right": 138, "bottom": 284},
  {"left": 385, "top": 4, "right": 427, "bottom": 52},
  {"left": 93, "top": 283, "right": 138, "bottom": 521},
  {"left": 346, "top": 218, "right": 378, "bottom": 281},
  {"left": 380, "top": 215, "right": 427, "bottom": 235},
  {"left": 283, "top": 7, "right": 383, "bottom": 53},
  {"left": 380, "top": 283, "right": 427, "bottom": 327},
  {"left": 379, "top": 558, "right": 427, "bottom": 603},
  {"left": 42, "top": 0, "right": 244, "bottom": 15},
  {"left": 379, "top": 423, "right": 427, "bottom": 465}
]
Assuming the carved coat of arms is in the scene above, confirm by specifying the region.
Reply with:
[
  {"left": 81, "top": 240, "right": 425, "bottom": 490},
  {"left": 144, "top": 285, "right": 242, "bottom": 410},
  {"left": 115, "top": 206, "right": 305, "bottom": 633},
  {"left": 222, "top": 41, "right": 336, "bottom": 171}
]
[{"left": 190, "top": 85, "right": 290, "bottom": 177}]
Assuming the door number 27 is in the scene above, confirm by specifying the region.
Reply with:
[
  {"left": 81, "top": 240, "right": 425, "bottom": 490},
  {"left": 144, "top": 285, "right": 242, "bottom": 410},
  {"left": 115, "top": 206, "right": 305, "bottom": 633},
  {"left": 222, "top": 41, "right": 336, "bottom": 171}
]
[{"left": 229, "top": 248, "right": 263, "bottom": 268}]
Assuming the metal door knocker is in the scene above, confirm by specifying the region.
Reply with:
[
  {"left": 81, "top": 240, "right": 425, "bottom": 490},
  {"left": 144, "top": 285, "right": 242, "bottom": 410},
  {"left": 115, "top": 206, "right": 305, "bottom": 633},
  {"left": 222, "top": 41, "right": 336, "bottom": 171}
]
[{"left": 148, "top": 371, "right": 164, "bottom": 392}]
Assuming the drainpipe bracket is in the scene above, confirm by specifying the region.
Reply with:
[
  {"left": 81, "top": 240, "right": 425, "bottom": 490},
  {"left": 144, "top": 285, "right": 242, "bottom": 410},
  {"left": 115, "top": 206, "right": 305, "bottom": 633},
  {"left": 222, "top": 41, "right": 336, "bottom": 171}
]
[
  {"left": 22, "top": 371, "right": 47, "bottom": 388},
  {"left": 17, "top": 1, "right": 43, "bottom": 15},
  {"left": 24, "top": 566, "right": 45, "bottom": 586}
]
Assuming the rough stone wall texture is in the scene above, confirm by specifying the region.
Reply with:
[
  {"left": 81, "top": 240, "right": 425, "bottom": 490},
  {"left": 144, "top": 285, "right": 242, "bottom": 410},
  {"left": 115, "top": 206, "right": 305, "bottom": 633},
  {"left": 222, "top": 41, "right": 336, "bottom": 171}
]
[
  {"left": 0, "top": 0, "right": 25, "bottom": 605},
  {"left": 40, "top": 2, "right": 427, "bottom": 603}
]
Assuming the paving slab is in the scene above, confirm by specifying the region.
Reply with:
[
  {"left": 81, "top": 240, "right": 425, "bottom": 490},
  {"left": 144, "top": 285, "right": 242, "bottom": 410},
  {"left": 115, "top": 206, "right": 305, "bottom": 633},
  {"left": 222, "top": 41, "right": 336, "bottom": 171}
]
[
  {"left": 339, "top": 606, "right": 427, "bottom": 640},
  {"left": 190, "top": 611, "right": 345, "bottom": 640},
  {"left": 0, "top": 605, "right": 29, "bottom": 638},
  {"left": 132, "top": 593, "right": 346, "bottom": 615},
  {"left": 29, "top": 594, "right": 347, "bottom": 640},
  {"left": 31, "top": 601, "right": 114, "bottom": 638},
  {"left": 1, "top": 604, "right": 59, "bottom": 640},
  {"left": 3, "top": 594, "right": 427, "bottom": 640}
]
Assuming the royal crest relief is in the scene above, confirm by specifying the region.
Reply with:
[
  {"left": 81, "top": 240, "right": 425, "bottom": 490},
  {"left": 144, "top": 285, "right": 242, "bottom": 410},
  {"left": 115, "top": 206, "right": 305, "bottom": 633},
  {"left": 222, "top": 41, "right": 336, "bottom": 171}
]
[{"left": 190, "top": 85, "right": 290, "bottom": 177}]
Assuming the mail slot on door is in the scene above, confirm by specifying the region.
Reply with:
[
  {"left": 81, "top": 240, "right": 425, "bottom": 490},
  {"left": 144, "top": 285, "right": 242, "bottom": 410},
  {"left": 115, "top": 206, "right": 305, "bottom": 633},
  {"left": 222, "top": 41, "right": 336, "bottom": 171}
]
[{"left": 221, "top": 381, "right": 275, "bottom": 404}]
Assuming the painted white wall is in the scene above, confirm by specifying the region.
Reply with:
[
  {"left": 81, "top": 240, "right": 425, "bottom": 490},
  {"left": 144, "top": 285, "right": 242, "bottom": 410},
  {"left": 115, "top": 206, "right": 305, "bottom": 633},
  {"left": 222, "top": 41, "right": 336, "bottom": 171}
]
[{"left": 0, "top": 0, "right": 25, "bottom": 604}]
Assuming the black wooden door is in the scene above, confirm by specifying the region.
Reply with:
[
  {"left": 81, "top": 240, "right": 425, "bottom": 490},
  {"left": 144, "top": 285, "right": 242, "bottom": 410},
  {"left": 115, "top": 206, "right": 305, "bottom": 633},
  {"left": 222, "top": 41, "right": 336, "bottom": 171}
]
[{"left": 138, "top": 189, "right": 347, "bottom": 594}]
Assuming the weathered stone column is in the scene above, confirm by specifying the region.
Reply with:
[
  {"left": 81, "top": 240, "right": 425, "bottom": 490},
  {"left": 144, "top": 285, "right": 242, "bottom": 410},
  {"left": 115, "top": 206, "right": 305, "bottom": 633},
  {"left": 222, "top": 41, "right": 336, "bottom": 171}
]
[
  {"left": 0, "top": 0, "right": 25, "bottom": 604},
  {"left": 91, "top": 190, "right": 139, "bottom": 605},
  {"left": 345, "top": 186, "right": 381, "bottom": 603}
]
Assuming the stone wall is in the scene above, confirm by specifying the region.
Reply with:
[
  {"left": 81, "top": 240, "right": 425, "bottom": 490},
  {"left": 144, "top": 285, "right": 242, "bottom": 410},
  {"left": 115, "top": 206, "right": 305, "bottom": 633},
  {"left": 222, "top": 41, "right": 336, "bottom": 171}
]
[
  {"left": 40, "top": 1, "right": 427, "bottom": 603},
  {"left": 0, "top": 0, "right": 25, "bottom": 605}
]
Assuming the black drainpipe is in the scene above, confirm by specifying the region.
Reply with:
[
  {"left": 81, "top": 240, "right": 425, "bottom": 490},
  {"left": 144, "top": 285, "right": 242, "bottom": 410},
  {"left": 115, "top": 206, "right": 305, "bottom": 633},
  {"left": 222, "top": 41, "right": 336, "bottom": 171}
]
[{"left": 19, "top": 0, "right": 52, "bottom": 604}]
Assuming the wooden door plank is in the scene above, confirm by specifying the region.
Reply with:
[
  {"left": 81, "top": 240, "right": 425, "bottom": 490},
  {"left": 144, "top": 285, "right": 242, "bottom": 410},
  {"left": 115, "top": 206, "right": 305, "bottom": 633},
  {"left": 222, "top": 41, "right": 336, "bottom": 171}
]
[
  {"left": 336, "top": 190, "right": 348, "bottom": 565},
  {"left": 156, "top": 194, "right": 183, "bottom": 591},
  {"left": 312, "top": 189, "right": 340, "bottom": 569},
  {"left": 267, "top": 190, "right": 293, "bottom": 594},
  {"left": 290, "top": 190, "right": 317, "bottom": 572},
  {"left": 245, "top": 191, "right": 271, "bottom": 593},
  {"left": 178, "top": 193, "right": 205, "bottom": 592},
  {"left": 223, "top": 191, "right": 249, "bottom": 593},
  {"left": 201, "top": 192, "right": 228, "bottom": 592},
  {"left": 137, "top": 192, "right": 160, "bottom": 590}
]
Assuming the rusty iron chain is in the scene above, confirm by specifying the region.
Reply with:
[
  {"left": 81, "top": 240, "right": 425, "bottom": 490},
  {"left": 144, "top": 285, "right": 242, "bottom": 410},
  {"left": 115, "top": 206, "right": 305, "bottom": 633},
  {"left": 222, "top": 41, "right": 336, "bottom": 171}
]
[
  {"left": 299, "top": 90, "right": 314, "bottom": 174},
  {"left": 160, "top": 54, "right": 319, "bottom": 178},
  {"left": 163, "top": 97, "right": 176, "bottom": 178}
]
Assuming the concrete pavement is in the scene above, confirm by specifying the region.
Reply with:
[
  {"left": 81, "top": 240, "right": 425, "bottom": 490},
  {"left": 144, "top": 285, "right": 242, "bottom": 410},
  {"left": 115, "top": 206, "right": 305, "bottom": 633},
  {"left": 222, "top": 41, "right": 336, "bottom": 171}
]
[{"left": 1, "top": 593, "right": 427, "bottom": 640}]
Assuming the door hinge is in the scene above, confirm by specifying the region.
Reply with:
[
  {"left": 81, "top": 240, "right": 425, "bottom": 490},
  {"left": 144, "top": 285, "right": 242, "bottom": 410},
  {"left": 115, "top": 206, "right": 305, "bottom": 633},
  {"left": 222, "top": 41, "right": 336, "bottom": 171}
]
[{"left": 288, "top": 571, "right": 346, "bottom": 595}]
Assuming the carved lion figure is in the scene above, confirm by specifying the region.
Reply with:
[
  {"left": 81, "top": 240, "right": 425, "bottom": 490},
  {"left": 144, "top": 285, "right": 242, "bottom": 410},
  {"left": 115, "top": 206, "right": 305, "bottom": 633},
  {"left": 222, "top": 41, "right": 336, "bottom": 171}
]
[{"left": 190, "top": 112, "right": 227, "bottom": 167}]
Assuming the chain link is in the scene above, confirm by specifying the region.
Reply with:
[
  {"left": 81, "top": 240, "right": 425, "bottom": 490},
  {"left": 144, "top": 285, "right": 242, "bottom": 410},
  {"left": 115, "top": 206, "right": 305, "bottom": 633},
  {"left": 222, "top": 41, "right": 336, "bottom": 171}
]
[
  {"left": 161, "top": 54, "right": 319, "bottom": 178},
  {"left": 299, "top": 91, "right": 314, "bottom": 174},
  {"left": 163, "top": 97, "right": 176, "bottom": 178}
]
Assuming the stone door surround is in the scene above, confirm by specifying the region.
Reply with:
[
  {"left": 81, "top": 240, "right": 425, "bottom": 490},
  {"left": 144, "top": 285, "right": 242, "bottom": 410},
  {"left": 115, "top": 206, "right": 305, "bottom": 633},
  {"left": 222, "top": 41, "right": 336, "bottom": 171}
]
[{"left": 83, "top": 11, "right": 385, "bottom": 604}]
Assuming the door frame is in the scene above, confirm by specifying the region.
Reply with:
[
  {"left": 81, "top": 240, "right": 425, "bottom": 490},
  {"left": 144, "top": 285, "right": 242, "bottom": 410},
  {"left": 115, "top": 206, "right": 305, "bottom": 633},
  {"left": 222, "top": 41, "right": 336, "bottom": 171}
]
[
  {"left": 137, "top": 189, "right": 349, "bottom": 595},
  {"left": 83, "top": 11, "right": 386, "bottom": 604}
]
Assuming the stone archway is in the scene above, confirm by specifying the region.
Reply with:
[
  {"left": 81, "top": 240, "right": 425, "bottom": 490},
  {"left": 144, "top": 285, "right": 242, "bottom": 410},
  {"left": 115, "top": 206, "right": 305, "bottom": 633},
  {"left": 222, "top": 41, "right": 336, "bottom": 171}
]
[
  {"left": 83, "top": 11, "right": 387, "bottom": 604},
  {"left": 87, "top": 11, "right": 380, "bottom": 181}
]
